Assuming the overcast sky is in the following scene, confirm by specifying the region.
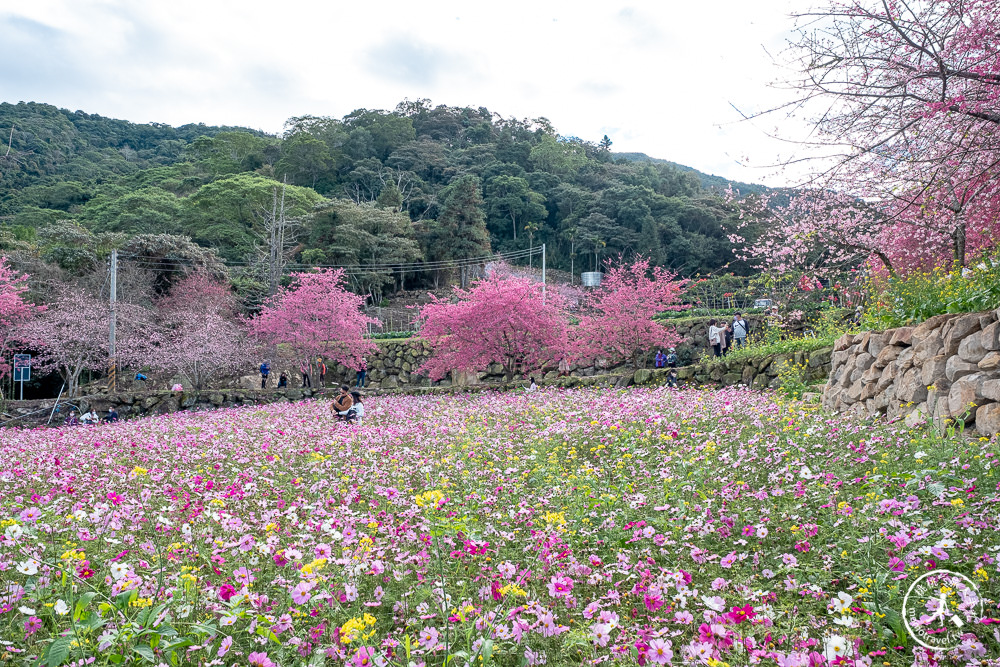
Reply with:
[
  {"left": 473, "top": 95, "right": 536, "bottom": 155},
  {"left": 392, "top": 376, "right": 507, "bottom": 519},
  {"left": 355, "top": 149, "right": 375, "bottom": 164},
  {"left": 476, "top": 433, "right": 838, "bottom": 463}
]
[{"left": 1, "top": 0, "right": 810, "bottom": 186}]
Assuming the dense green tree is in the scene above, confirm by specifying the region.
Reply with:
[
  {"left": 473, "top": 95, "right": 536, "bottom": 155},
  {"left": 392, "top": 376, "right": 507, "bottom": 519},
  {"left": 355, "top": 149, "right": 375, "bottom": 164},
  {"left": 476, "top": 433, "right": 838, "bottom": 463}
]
[
  {"left": 0, "top": 98, "right": 761, "bottom": 300},
  {"left": 79, "top": 186, "right": 183, "bottom": 235},
  {"left": 529, "top": 135, "right": 588, "bottom": 175},
  {"left": 422, "top": 175, "right": 491, "bottom": 286},
  {"left": 342, "top": 109, "right": 416, "bottom": 161},
  {"left": 276, "top": 133, "right": 333, "bottom": 188},
  {"left": 484, "top": 175, "right": 546, "bottom": 242},
  {"left": 306, "top": 200, "right": 422, "bottom": 301},
  {"left": 184, "top": 174, "right": 323, "bottom": 261}
]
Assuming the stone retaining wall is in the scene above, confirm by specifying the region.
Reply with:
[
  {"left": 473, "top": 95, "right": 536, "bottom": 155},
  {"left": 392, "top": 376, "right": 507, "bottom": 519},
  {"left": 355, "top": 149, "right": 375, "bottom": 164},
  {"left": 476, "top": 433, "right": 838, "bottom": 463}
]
[{"left": 822, "top": 310, "right": 1000, "bottom": 435}]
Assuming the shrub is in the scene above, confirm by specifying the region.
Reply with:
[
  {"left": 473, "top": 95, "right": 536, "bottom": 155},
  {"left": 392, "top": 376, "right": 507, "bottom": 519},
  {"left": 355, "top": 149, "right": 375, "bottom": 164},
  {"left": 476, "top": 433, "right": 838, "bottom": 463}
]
[{"left": 865, "top": 255, "right": 1000, "bottom": 328}]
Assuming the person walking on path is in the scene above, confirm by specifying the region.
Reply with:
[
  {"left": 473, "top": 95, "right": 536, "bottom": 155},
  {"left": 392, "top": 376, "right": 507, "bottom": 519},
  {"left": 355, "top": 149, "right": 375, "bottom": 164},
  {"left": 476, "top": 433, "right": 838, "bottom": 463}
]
[
  {"left": 260, "top": 361, "right": 271, "bottom": 389},
  {"left": 300, "top": 360, "right": 311, "bottom": 388},
  {"left": 355, "top": 361, "right": 367, "bottom": 388},
  {"left": 732, "top": 313, "right": 749, "bottom": 349}
]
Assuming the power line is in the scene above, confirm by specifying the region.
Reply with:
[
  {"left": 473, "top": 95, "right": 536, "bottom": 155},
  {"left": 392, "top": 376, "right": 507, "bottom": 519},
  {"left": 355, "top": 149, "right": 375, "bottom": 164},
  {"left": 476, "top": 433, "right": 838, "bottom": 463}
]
[{"left": 117, "top": 246, "right": 543, "bottom": 274}]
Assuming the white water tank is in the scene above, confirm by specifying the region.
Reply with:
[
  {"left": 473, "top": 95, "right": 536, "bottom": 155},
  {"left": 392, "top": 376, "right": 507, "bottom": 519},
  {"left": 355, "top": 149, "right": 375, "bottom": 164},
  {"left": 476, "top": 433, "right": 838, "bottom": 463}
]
[{"left": 581, "top": 272, "right": 603, "bottom": 287}]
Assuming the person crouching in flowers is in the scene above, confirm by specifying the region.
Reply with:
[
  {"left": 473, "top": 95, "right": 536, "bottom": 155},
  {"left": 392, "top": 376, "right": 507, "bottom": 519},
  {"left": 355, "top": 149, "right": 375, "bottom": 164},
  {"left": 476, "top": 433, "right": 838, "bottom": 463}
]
[
  {"left": 330, "top": 385, "right": 354, "bottom": 420},
  {"left": 344, "top": 391, "right": 365, "bottom": 424}
]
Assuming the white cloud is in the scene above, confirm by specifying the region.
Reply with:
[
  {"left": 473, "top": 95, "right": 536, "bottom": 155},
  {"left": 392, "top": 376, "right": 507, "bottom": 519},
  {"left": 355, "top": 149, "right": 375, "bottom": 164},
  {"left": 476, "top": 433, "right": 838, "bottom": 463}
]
[{"left": 0, "top": 0, "right": 814, "bottom": 185}]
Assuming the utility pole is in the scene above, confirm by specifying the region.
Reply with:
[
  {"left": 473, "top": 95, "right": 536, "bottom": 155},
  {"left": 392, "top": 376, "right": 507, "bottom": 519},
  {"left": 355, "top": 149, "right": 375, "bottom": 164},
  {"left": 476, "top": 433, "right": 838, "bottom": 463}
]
[
  {"left": 108, "top": 249, "right": 117, "bottom": 392},
  {"left": 541, "top": 243, "right": 546, "bottom": 304}
]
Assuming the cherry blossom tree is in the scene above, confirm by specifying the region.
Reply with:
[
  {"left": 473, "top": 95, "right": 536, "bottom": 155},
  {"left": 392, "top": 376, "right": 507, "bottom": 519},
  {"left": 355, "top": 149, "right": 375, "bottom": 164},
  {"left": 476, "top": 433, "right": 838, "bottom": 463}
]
[
  {"left": 725, "top": 190, "right": 894, "bottom": 276},
  {"left": 0, "top": 257, "right": 38, "bottom": 388},
  {"left": 149, "top": 273, "right": 257, "bottom": 390},
  {"left": 573, "top": 257, "right": 686, "bottom": 368},
  {"left": 748, "top": 0, "right": 1000, "bottom": 273},
  {"left": 248, "top": 268, "right": 378, "bottom": 372},
  {"left": 417, "top": 271, "right": 568, "bottom": 381},
  {"left": 15, "top": 287, "right": 152, "bottom": 397}
]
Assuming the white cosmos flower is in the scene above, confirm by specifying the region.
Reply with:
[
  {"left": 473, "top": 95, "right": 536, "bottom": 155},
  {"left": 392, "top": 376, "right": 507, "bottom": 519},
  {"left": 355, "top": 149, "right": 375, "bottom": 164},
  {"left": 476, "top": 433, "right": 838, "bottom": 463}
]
[
  {"left": 5, "top": 524, "right": 23, "bottom": 540},
  {"left": 828, "top": 592, "right": 853, "bottom": 614},
  {"left": 53, "top": 599, "right": 69, "bottom": 616},
  {"left": 19, "top": 606, "right": 36, "bottom": 615},
  {"left": 110, "top": 562, "right": 129, "bottom": 580},
  {"left": 16, "top": 559, "right": 39, "bottom": 576},
  {"left": 824, "top": 635, "right": 850, "bottom": 662}
]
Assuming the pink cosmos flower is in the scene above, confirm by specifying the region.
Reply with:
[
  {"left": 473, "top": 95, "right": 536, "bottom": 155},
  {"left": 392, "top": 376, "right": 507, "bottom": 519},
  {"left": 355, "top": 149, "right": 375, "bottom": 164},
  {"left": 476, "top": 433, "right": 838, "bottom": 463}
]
[
  {"left": 420, "top": 626, "right": 439, "bottom": 649},
  {"left": 351, "top": 646, "right": 377, "bottom": 667},
  {"left": 547, "top": 574, "right": 574, "bottom": 598},
  {"left": 217, "top": 636, "right": 232, "bottom": 657},
  {"left": 219, "top": 584, "right": 236, "bottom": 601},
  {"left": 248, "top": 652, "right": 275, "bottom": 667},
  {"left": 643, "top": 592, "right": 664, "bottom": 612},
  {"left": 19, "top": 507, "right": 41, "bottom": 523},
  {"left": 591, "top": 623, "right": 612, "bottom": 647},
  {"left": 291, "top": 581, "right": 313, "bottom": 605},
  {"left": 24, "top": 616, "right": 42, "bottom": 634},
  {"left": 674, "top": 611, "right": 694, "bottom": 624},
  {"left": 727, "top": 604, "right": 755, "bottom": 624},
  {"left": 233, "top": 567, "right": 254, "bottom": 586},
  {"left": 647, "top": 638, "right": 673, "bottom": 664}
]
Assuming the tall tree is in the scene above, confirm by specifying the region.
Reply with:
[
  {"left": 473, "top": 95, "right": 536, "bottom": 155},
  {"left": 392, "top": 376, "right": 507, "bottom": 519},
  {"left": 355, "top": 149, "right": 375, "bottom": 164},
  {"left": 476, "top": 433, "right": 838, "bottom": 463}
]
[
  {"left": 769, "top": 0, "right": 1000, "bottom": 270},
  {"left": 423, "top": 175, "right": 492, "bottom": 285},
  {"left": 484, "top": 175, "right": 546, "bottom": 241},
  {"left": 149, "top": 273, "right": 257, "bottom": 389},
  {"left": 417, "top": 272, "right": 568, "bottom": 381},
  {"left": 15, "top": 287, "right": 152, "bottom": 397},
  {"left": 0, "top": 257, "right": 38, "bottom": 387},
  {"left": 248, "top": 269, "right": 378, "bottom": 371},
  {"left": 306, "top": 201, "right": 423, "bottom": 301},
  {"left": 573, "top": 257, "right": 686, "bottom": 368}
]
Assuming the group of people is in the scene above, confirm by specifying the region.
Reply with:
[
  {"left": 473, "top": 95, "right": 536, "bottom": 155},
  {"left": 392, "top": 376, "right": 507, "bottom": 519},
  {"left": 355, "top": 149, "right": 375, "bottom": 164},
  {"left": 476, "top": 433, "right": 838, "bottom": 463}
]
[
  {"left": 708, "top": 313, "right": 750, "bottom": 357},
  {"left": 260, "top": 358, "right": 368, "bottom": 390},
  {"left": 65, "top": 407, "right": 118, "bottom": 425}
]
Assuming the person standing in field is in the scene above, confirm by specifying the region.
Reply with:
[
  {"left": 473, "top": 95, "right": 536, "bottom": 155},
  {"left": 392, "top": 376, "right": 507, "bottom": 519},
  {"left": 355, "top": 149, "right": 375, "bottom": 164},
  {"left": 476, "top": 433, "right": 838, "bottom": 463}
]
[
  {"left": 708, "top": 320, "right": 725, "bottom": 358},
  {"left": 300, "top": 360, "right": 311, "bottom": 388},
  {"left": 316, "top": 357, "right": 327, "bottom": 387},
  {"left": 732, "top": 313, "right": 749, "bottom": 349},
  {"left": 355, "top": 361, "right": 367, "bottom": 388}
]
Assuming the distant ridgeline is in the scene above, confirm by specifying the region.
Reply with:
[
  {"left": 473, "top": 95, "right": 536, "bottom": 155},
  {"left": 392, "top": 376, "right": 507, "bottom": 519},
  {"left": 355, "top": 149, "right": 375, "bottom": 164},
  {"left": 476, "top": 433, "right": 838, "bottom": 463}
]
[{"left": 0, "top": 100, "right": 768, "bottom": 299}]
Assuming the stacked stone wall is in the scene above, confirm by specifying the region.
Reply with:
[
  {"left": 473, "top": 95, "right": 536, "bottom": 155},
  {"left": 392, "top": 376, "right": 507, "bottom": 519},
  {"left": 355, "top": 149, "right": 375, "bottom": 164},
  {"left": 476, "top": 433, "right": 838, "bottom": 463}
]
[{"left": 822, "top": 310, "right": 1000, "bottom": 435}]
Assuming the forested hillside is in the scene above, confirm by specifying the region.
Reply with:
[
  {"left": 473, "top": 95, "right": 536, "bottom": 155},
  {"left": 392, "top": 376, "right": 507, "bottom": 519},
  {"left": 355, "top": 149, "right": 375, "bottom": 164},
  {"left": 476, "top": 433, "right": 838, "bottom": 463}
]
[{"left": 0, "top": 99, "right": 758, "bottom": 302}]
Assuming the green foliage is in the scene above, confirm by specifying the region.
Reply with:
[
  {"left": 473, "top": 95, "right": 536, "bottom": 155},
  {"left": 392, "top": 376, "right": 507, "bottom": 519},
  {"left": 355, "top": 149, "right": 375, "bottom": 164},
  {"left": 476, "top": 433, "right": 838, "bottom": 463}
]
[
  {"left": 306, "top": 200, "right": 422, "bottom": 302},
  {"left": 183, "top": 174, "right": 323, "bottom": 261},
  {"left": 366, "top": 331, "right": 416, "bottom": 340},
  {"left": 864, "top": 256, "right": 1000, "bottom": 328},
  {"left": 775, "top": 359, "right": 809, "bottom": 399},
  {"left": 1, "top": 99, "right": 768, "bottom": 304}
]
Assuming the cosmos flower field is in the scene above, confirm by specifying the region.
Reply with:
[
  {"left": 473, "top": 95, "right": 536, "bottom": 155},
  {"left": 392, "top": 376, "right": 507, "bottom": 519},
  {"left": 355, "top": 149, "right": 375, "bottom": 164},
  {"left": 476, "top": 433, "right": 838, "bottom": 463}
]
[{"left": 1, "top": 387, "right": 998, "bottom": 667}]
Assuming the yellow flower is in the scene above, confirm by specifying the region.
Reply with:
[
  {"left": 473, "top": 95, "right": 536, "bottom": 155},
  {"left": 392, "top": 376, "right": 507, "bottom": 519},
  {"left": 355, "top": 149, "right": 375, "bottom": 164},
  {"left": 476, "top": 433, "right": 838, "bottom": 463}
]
[{"left": 414, "top": 490, "right": 445, "bottom": 508}]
